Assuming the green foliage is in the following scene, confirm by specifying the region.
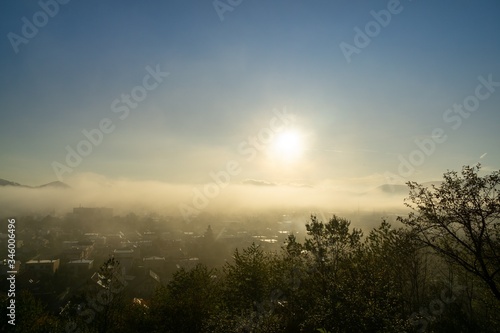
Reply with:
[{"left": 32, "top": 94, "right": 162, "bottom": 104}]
[
  {"left": 7, "top": 290, "right": 61, "bottom": 333},
  {"left": 223, "top": 242, "right": 272, "bottom": 312},
  {"left": 150, "top": 263, "right": 220, "bottom": 333},
  {"left": 304, "top": 215, "right": 363, "bottom": 270},
  {"left": 317, "top": 329, "right": 332, "bottom": 333}
]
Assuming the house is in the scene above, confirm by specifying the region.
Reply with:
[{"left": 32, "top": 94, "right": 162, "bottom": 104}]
[
  {"left": 143, "top": 256, "right": 165, "bottom": 272},
  {"left": 67, "top": 259, "right": 94, "bottom": 276},
  {"left": 114, "top": 247, "right": 139, "bottom": 275},
  {"left": 62, "top": 240, "right": 94, "bottom": 261},
  {"left": 25, "top": 259, "right": 60, "bottom": 275}
]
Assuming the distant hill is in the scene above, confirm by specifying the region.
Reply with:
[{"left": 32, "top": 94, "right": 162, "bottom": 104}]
[
  {"left": 375, "top": 184, "right": 409, "bottom": 195},
  {"left": 0, "top": 178, "right": 25, "bottom": 187},
  {"left": 0, "top": 178, "right": 70, "bottom": 189},
  {"left": 371, "top": 181, "right": 442, "bottom": 195},
  {"left": 37, "top": 181, "right": 71, "bottom": 189}
]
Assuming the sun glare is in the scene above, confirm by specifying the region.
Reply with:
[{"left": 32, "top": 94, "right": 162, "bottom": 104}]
[{"left": 270, "top": 130, "right": 304, "bottom": 162}]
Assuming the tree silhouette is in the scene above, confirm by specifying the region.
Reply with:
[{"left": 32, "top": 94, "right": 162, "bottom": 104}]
[{"left": 399, "top": 164, "right": 500, "bottom": 302}]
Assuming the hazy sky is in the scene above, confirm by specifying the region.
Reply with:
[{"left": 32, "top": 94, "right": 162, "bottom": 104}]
[{"left": 1, "top": 0, "right": 499, "bottom": 189}]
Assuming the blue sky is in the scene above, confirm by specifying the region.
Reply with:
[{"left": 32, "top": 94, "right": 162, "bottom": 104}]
[{"left": 1, "top": 0, "right": 499, "bottom": 189}]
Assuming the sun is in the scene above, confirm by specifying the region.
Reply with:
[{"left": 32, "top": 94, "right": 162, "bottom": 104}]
[{"left": 270, "top": 130, "right": 304, "bottom": 162}]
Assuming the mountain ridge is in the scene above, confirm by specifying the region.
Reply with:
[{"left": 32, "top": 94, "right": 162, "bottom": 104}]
[{"left": 0, "top": 178, "right": 70, "bottom": 189}]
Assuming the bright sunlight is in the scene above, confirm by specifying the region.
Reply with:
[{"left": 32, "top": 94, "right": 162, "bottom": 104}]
[{"left": 270, "top": 130, "right": 304, "bottom": 163}]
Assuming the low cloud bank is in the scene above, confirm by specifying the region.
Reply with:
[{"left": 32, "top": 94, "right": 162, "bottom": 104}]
[{"left": 0, "top": 173, "right": 409, "bottom": 218}]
